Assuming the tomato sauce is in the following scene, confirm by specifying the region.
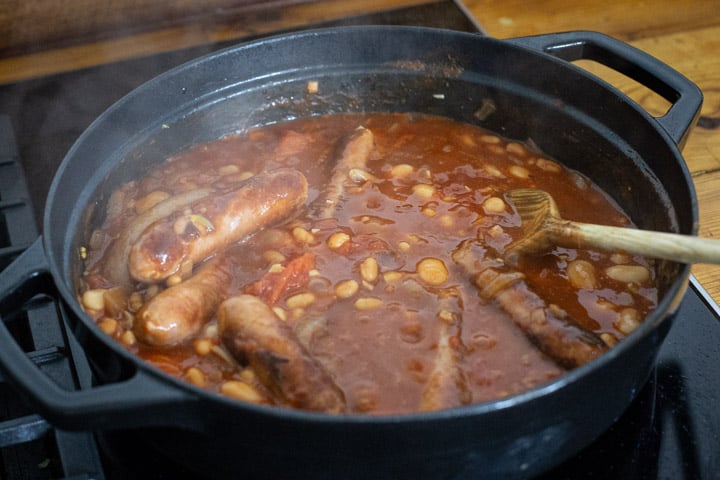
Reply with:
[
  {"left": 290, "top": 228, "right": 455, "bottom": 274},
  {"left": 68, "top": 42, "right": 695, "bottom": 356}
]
[{"left": 80, "top": 113, "right": 657, "bottom": 414}]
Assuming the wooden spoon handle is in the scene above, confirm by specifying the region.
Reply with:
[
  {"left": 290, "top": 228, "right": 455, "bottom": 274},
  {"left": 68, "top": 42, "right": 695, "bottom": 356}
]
[{"left": 550, "top": 220, "right": 720, "bottom": 265}]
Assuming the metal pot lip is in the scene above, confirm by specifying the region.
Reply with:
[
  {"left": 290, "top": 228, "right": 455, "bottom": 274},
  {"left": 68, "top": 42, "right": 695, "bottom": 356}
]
[{"left": 42, "top": 24, "right": 696, "bottom": 425}]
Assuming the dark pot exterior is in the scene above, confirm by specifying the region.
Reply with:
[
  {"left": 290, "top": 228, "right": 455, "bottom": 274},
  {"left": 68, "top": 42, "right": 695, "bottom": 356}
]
[{"left": 0, "top": 27, "right": 701, "bottom": 479}]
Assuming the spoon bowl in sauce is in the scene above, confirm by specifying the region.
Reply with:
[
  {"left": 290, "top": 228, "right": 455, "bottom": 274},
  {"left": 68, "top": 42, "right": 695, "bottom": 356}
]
[{"left": 504, "top": 188, "right": 720, "bottom": 266}]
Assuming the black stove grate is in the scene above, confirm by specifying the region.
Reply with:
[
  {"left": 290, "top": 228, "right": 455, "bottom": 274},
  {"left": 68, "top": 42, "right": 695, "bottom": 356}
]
[
  {"left": 0, "top": 115, "right": 37, "bottom": 269},
  {"left": 0, "top": 115, "right": 105, "bottom": 480}
]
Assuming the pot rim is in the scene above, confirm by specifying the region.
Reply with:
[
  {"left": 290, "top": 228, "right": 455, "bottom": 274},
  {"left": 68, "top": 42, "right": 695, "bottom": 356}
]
[{"left": 43, "top": 25, "right": 697, "bottom": 424}]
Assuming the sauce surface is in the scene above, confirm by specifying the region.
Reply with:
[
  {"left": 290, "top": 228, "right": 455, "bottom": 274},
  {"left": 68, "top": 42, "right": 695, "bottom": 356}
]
[{"left": 80, "top": 113, "right": 657, "bottom": 414}]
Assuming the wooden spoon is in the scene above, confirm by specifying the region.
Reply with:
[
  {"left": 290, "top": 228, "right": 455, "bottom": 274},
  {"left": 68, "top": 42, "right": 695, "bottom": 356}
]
[{"left": 504, "top": 188, "right": 720, "bottom": 265}]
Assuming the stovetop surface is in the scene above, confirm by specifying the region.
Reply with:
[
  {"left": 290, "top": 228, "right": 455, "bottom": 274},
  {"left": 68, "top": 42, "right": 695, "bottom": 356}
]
[{"left": 0, "top": 1, "right": 718, "bottom": 479}]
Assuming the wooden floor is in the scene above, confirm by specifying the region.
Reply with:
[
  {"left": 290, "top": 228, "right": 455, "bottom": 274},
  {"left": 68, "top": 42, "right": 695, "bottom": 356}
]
[{"left": 1, "top": 0, "right": 719, "bottom": 302}]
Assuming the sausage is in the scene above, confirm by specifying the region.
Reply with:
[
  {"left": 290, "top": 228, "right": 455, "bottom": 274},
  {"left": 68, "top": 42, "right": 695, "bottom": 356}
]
[
  {"left": 134, "top": 254, "right": 234, "bottom": 346},
  {"left": 420, "top": 322, "right": 471, "bottom": 412},
  {"left": 315, "top": 126, "right": 374, "bottom": 219},
  {"left": 128, "top": 168, "right": 308, "bottom": 283},
  {"left": 419, "top": 290, "right": 472, "bottom": 412},
  {"left": 218, "top": 294, "right": 346, "bottom": 414},
  {"left": 453, "top": 240, "right": 608, "bottom": 368},
  {"left": 102, "top": 187, "right": 214, "bottom": 286}
]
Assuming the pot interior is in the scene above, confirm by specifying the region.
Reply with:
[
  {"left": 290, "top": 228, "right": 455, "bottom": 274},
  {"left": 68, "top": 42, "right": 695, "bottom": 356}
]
[{"left": 44, "top": 26, "right": 694, "bottom": 406}]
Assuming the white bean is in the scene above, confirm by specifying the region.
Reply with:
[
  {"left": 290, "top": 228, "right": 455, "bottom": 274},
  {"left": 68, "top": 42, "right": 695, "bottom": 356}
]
[
  {"left": 221, "top": 381, "right": 264, "bottom": 403},
  {"left": 286, "top": 292, "right": 316, "bottom": 309},
  {"left": 567, "top": 260, "right": 599, "bottom": 289},
  {"left": 218, "top": 164, "right": 240, "bottom": 175},
  {"left": 391, "top": 163, "right": 414, "bottom": 177},
  {"left": 327, "top": 232, "right": 351, "bottom": 250},
  {"left": 508, "top": 165, "right": 530, "bottom": 179},
  {"left": 412, "top": 184, "right": 436, "bottom": 199},
  {"left": 605, "top": 265, "right": 651, "bottom": 284},
  {"left": 482, "top": 196, "right": 506, "bottom": 214},
  {"left": 82, "top": 289, "right": 106, "bottom": 311},
  {"left": 292, "top": 226, "right": 315, "bottom": 244},
  {"left": 186, "top": 367, "right": 206, "bottom": 388},
  {"left": 194, "top": 338, "right": 213, "bottom": 356},
  {"left": 383, "top": 271, "right": 403, "bottom": 283},
  {"left": 335, "top": 279, "right": 360, "bottom": 299},
  {"left": 615, "top": 308, "right": 642, "bottom": 335},
  {"left": 417, "top": 258, "right": 449, "bottom": 285},
  {"left": 506, "top": 142, "right": 527, "bottom": 156},
  {"left": 98, "top": 318, "right": 118, "bottom": 335},
  {"left": 360, "top": 257, "right": 379, "bottom": 283},
  {"left": 120, "top": 330, "right": 136, "bottom": 346},
  {"left": 263, "top": 249, "right": 286, "bottom": 264},
  {"left": 355, "top": 297, "right": 383, "bottom": 311}
]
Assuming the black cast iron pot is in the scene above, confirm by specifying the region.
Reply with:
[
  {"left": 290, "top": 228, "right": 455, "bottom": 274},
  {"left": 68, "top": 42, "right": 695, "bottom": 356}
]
[{"left": 0, "top": 27, "right": 703, "bottom": 479}]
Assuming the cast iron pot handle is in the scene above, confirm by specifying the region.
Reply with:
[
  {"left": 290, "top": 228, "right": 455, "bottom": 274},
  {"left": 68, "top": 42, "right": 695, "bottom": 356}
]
[
  {"left": 506, "top": 31, "right": 703, "bottom": 148},
  {"left": 0, "top": 238, "right": 198, "bottom": 431}
]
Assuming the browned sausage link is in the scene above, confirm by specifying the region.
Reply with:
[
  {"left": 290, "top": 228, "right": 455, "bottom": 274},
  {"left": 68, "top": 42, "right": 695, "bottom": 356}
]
[
  {"left": 128, "top": 168, "right": 309, "bottom": 283},
  {"left": 315, "top": 126, "right": 374, "bottom": 219},
  {"left": 419, "top": 292, "right": 471, "bottom": 411},
  {"left": 102, "top": 188, "right": 214, "bottom": 286},
  {"left": 135, "top": 255, "right": 234, "bottom": 346},
  {"left": 218, "top": 294, "right": 346, "bottom": 414},
  {"left": 452, "top": 240, "right": 608, "bottom": 369}
]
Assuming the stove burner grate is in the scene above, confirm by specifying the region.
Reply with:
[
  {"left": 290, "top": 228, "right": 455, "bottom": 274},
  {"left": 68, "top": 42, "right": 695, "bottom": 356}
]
[{"left": 0, "top": 115, "right": 106, "bottom": 480}]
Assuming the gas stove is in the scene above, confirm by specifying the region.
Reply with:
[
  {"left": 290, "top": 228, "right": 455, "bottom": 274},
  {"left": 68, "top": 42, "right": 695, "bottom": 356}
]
[{"left": 0, "top": 1, "right": 718, "bottom": 478}]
